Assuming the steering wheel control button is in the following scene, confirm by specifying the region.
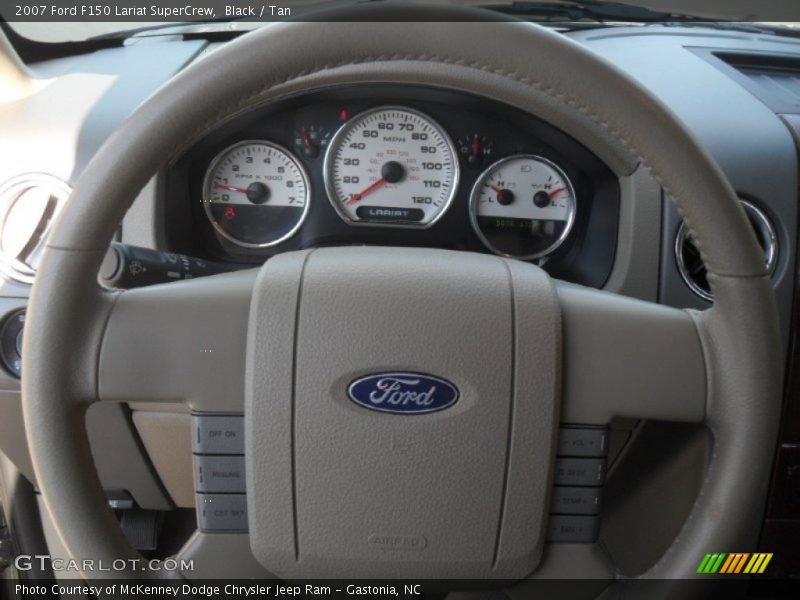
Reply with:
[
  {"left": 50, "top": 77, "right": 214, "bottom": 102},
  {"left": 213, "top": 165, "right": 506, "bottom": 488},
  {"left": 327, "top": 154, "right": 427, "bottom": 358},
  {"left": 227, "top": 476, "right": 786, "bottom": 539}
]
[
  {"left": 194, "top": 456, "right": 246, "bottom": 493},
  {"left": 550, "top": 487, "right": 602, "bottom": 516},
  {"left": 192, "top": 415, "right": 247, "bottom": 530},
  {"left": 546, "top": 515, "right": 601, "bottom": 543},
  {"left": 554, "top": 458, "right": 607, "bottom": 487},
  {"left": 557, "top": 427, "right": 609, "bottom": 458},
  {"left": 196, "top": 493, "right": 248, "bottom": 532},
  {"left": 549, "top": 426, "right": 605, "bottom": 540},
  {"left": 0, "top": 308, "right": 25, "bottom": 378},
  {"left": 192, "top": 414, "right": 244, "bottom": 455}
]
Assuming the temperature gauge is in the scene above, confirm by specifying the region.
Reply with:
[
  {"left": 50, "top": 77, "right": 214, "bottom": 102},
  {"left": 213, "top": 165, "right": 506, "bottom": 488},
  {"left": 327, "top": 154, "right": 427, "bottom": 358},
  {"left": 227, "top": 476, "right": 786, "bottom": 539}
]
[
  {"left": 469, "top": 154, "right": 576, "bottom": 259},
  {"left": 458, "top": 134, "right": 493, "bottom": 168},
  {"left": 293, "top": 125, "right": 331, "bottom": 159}
]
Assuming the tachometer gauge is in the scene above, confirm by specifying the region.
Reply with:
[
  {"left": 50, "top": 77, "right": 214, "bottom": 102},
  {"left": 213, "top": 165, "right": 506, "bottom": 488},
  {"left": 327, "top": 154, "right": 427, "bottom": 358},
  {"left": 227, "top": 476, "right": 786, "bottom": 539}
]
[
  {"left": 470, "top": 155, "right": 576, "bottom": 259},
  {"left": 202, "top": 141, "right": 310, "bottom": 248},
  {"left": 324, "top": 106, "right": 459, "bottom": 228}
]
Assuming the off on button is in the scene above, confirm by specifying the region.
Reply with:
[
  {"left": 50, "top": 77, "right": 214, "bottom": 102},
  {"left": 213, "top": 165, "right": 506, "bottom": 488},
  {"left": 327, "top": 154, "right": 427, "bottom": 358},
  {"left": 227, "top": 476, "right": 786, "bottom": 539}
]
[{"left": 192, "top": 414, "right": 244, "bottom": 455}]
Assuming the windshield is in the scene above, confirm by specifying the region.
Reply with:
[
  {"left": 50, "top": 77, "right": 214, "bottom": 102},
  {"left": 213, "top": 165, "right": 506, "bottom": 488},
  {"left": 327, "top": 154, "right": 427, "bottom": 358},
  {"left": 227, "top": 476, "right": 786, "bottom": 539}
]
[{"left": 3, "top": 0, "right": 800, "bottom": 43}]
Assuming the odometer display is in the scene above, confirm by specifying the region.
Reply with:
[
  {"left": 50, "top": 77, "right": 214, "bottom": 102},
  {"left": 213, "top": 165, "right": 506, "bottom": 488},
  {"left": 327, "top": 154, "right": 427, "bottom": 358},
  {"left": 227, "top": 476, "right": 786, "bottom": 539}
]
[
  {"left": 324, "top": 106, "right": 459, "bottom": 227},
  {"left": 202, "top": 141, "right": 310, "bottom": 248}
]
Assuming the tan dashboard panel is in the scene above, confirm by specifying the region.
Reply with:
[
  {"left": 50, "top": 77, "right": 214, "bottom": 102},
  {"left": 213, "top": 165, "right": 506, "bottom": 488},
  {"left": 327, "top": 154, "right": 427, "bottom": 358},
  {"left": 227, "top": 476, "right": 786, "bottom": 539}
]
[{"left": 132, "top": 411, "right": 194, "bottom": 508}]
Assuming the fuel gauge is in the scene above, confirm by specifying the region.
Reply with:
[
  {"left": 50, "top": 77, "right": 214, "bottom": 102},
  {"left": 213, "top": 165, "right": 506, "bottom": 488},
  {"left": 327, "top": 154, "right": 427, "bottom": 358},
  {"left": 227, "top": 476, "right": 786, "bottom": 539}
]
[
  {"left": 293, "top": 125, "right": 331, "bottom": 159},
  {"left": 469, "top": 154, "right": 576, "bottom": 260}
]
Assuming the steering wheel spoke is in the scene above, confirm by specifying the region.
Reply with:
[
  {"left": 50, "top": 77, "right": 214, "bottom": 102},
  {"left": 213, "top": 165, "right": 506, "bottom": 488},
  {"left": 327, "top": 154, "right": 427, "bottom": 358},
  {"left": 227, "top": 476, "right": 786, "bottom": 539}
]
[
  {"left": 555, "top": 281, "right": 706, "bottom": 425},
  {"left": 97, "top": 269, "right": 256, "bottom": 411}
]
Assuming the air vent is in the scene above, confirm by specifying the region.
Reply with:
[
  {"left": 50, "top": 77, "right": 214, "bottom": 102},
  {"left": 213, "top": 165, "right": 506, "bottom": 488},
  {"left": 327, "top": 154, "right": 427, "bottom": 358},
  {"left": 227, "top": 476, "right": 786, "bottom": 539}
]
[
  {"left": 675, "top": 199, "right": 778, "bottom": 302},
  {"left": 0, "top": 174, "right": 71, "bottom": 284}
]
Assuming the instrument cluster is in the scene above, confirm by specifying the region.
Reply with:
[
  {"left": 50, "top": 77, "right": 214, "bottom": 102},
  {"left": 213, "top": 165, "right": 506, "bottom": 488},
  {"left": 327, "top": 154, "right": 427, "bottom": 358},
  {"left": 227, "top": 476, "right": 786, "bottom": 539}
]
[{"left": 167, "top": 86, "right": 619, "bottom": 288}]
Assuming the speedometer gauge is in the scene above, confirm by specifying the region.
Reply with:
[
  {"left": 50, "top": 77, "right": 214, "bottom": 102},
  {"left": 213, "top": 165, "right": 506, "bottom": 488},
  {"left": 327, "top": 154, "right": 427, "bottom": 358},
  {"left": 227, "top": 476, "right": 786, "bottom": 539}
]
[
  {"left": 470, "top": 155, "right": 576, "bottom": 259},
  {"left": 324, "top": 106, "right": 459, "bottom": 228},
  {"left": 202, "top": 141, "right": 310, "bottom": 248}
]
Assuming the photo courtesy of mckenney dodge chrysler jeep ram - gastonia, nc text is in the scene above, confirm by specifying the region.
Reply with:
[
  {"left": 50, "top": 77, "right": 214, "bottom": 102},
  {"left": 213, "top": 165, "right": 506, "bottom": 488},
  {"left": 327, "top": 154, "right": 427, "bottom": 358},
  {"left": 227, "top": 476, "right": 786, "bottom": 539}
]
[{"left": 1, "top": 1, "right": 800, "bottom": 599}]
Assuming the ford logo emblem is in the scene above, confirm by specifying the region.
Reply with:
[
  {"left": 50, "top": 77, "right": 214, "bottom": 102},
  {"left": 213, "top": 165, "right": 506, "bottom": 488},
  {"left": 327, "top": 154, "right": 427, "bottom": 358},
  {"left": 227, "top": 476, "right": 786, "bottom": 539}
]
[{"left": 347, "top": 372, "right": 459, "bottom": 415}]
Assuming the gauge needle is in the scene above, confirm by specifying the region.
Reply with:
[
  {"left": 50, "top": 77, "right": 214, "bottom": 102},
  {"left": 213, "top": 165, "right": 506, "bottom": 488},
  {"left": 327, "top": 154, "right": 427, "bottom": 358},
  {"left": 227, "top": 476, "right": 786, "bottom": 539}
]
[
  {"left": 486, "top": 183, "right": 503, "bottom": 194},
  {"left": 346, "top": 177, "right": 387, "bottom": 205},
  {"left": 548, "top": 187, "right": 566, "bottom": 198},
  {"left": 472, "top": 134, "right": 480, "bottom": 157},
  {"left": 301, "top": 128, "right": 313, "bottom": 147},
  {"left": 215, "top": 183, "right": 249, "bottom": 194}
]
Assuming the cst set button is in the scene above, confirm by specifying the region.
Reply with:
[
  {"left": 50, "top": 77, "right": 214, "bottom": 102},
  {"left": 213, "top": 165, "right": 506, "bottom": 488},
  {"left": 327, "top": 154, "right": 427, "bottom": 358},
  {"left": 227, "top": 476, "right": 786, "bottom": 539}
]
[{"left": 196, "top": 494, "right": 248, "bottom": 532}]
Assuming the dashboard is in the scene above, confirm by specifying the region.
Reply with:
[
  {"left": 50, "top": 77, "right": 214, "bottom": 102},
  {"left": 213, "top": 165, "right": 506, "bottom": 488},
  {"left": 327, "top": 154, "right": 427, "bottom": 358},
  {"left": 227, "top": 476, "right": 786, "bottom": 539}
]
[
  {"left": 1, "top": 21, "right": 800, "bottom": 578},
  {"left": 166, "top": 86, "right": 620, "bottom": 288}
]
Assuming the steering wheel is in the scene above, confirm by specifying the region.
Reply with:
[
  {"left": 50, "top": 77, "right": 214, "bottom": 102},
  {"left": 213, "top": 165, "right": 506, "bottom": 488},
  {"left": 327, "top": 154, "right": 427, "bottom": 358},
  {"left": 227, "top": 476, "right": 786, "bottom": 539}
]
[{"left": 21, "top": 4, "right": 781, "bottom": 594}]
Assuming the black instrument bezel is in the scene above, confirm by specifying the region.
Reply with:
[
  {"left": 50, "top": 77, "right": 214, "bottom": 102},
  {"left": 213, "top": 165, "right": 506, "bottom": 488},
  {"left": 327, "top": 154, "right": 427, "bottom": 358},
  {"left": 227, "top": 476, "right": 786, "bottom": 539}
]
[{"left": 165, "top": 85, "right": 620, "bottom": 288}]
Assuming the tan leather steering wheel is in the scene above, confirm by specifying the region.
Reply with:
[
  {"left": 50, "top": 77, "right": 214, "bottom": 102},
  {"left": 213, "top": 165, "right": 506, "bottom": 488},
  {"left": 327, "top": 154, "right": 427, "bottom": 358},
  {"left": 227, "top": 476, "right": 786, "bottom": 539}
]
[{"left": 22, "top": 5, "right": 781, "bottom": 595}]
